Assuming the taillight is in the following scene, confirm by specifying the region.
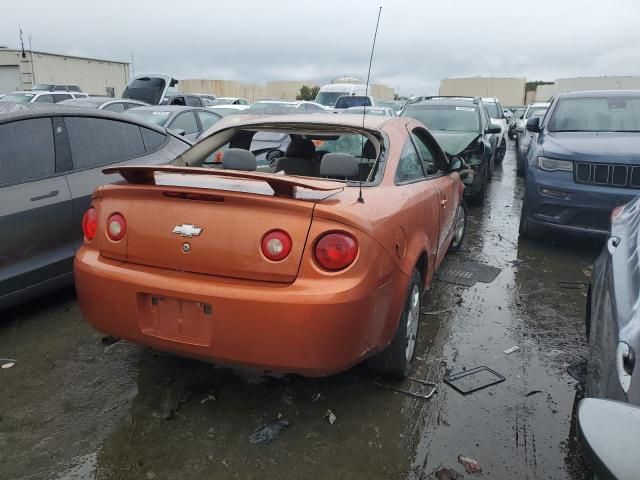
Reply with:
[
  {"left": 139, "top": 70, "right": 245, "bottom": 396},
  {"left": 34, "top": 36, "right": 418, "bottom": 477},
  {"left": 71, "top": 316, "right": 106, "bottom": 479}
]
[
  {"left": 261, "top": 230, "right": 292, "bottom": 261},
  {"left": 315, "top": 232, "right": 358, "bottom": 271},
  {"left": 82, "top": 208, "right": 98, "bottom": 241},
  {"left": 106, "top": 213, "right": 127, "bottom": 241}
]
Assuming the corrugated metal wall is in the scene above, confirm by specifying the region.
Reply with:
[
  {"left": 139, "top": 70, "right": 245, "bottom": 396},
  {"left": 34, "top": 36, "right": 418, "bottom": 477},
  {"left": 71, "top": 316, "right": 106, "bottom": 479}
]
[
  {"left": 0, "top": 49, "right": 129, "bottom": 96},
  {"left": 439, "top": 77, "right": 526, "bottom": 106}
]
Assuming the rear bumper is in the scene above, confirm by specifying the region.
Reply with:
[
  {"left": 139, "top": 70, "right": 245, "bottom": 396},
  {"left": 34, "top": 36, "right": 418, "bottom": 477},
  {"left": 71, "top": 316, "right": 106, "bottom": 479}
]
[
  {"left": 524, "top": 168, "right": 638, "bottom": 235},
  {"left": 74, "top": 248, "right": 407, "bottom": 377}
]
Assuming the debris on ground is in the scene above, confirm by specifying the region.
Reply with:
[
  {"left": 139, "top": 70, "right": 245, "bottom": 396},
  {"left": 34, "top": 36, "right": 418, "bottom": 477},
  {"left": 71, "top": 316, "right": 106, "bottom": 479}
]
[
  {"left": 325, "top": 409, "right": 337, "bottom": 424},
  {"left": 434, "top": 467, "right": 465, "bottom": 480},
  {"left": 445, "top": 366, "right": 505, "bottom": 395},
  {"left": 421, "top": 308, "right": 452, "bottom": 315},
  {"left": 457, "top": 455, "right": 482, "bottom": 474},
  {"left": 157, "top": 380, "right": 191, "bottom": 420},
  {"left": 1, "top": 359, "right": 16, "bottom": 369},
  {"left": 504, "top": 346, "right": 520, "bottom": 355},
  {"left": 567, "top": 359, "right": 588, "bottom": 384},
  {"left": 375, "top": 377, "right": 438, "bottom": 399},
  {"left": 526, "top": 390, "right": 543, "bottom": 397},
  {"left": 248, "top": 420, "right": 289, "bottom": 444},
  {"left": 200, "top": 394, "right": 216, "bottom": 404}
]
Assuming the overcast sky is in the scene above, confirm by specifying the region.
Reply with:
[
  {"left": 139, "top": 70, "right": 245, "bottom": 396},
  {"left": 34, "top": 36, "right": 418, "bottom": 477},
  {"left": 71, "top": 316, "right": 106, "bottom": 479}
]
[{"left": 3, "top": 0, "right": 640, "bottom": 95}]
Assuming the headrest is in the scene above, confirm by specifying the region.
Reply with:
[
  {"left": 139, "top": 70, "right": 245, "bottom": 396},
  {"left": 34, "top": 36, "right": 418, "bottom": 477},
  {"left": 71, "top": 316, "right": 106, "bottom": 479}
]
[
  {"left": 222, "top": 148, "right": 257, "bottom": 171},
  {"left": 320, "top": 153, "right": 360, "bottom": 179},
  {"left": 362, "top": 139, "right": 377, "bottom": 159},
  {"left": 285, "top": 138, "right": 315, "bottom": 158}
]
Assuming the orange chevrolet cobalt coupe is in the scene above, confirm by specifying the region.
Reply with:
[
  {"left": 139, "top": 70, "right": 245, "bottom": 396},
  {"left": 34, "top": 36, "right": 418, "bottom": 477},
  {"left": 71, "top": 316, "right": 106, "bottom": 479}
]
[{"left": 75, "top": 114, "right": 466, "bottom": 377}]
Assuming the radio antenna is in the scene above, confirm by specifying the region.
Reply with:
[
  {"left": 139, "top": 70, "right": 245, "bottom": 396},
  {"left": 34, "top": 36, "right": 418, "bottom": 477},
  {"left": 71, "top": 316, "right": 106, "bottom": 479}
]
[{"left": 358, "top": 5, "right": 382, "bottom": 204}]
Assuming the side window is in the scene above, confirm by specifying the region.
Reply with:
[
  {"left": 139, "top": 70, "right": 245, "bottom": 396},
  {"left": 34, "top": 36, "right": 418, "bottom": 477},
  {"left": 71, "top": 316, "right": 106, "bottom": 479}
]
[
  {"left": 0, "top": 118, "right": 55, "bottom": 186},
  {"left": 53, "top": 94, "right": 73, "bottom": 103},
  {"left": 141, "top": 127, "right": 167, "bottom": 152},
  {"left": 197, "top": 111, "right": 221, "bottom": 131},
  {"left": 102, "top": 103, "right": 126, "bottom": 113},
  {"left": 185, "top": 96, "right": 201, "bottom": 107},
  {"left": 126, "top": 102, "right": 142, "bottom": 110},
  {"left": 65, "top": 117, "right": 145, "bottom": 169},
  {"left": 411, "top": 129, "right": 442, "bottom": 175},
  {"left": 395, "top": 139, "right": 425, "bottom": 183},
  {"left": 34, "top": 94, "right": 54, "bottom": 103},
  {"left": 169, "top": 112, "right": 198, "bottom": 134}
]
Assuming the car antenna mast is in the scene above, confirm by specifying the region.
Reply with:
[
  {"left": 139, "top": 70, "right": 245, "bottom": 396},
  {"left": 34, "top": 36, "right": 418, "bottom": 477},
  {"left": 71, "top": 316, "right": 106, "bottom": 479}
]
[{"left": 359, "top": 5, "right": 382, "bottom": 204}]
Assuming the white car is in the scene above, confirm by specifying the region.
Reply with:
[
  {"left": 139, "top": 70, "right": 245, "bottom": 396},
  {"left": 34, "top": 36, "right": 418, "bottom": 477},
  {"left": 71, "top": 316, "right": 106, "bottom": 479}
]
[
  {"left": 481, "top": 97, "right": 508, "bottom": 163},
  {"left": 207, "top": 104, "right": 250, "bottom": 116},
  {"left": 210, "top": 97, "right": 250, "bottom": 106},
  {"left": 0, "top": 90, "right": 88, "bottom": 104},
  {"left": 515, "top": 101, "right": 551, "bottom": 175}
]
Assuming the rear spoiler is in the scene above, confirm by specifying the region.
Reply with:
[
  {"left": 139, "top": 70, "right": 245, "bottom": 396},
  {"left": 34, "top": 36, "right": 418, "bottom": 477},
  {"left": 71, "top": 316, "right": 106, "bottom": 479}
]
[{"left": 102, "top": 165, "right": 344, "bottom": 198}]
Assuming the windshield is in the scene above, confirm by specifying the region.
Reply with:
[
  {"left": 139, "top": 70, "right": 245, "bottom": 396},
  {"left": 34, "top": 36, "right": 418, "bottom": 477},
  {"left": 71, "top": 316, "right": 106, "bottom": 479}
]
[
  {"left": 122, "top": 77, "right": 167, "bottom": 105},
  {"left": 126, "top": 110, "right": 171, "bottom": 127},
  {"left": 0, "top": 93, "right": 35, "bottom": 103},
  {"left": 402, "top": 105, "right": 480, "bottom": 132},
  {"left": 334, "top": 96, "right": 372, "bottom": 109},
  {"left": 484, "top": 102, "right": 499, "bottom": 118},
  {"left": 315, "top": 91, "right": 348, "bottom": 107},
  {"left": 548, "top": 96, "right": 640, "bottom": 132},
  {"left": 31, "top": 84, "right": 54, "bottom": 91},
  {"left": 525, "top": 106, "right": 548, "bottom": 119}
]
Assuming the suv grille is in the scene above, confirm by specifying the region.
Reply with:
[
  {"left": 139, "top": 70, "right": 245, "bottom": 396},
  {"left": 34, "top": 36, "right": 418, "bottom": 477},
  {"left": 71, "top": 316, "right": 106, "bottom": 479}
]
[{"left": 574, "top": 162, "right": 640, "bottom": 189}]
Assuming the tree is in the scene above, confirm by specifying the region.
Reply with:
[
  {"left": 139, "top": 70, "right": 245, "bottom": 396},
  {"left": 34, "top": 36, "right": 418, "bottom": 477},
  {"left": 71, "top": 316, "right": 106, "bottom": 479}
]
[{"left": 296, "top": 85, "right": 320, "bottom": 101}]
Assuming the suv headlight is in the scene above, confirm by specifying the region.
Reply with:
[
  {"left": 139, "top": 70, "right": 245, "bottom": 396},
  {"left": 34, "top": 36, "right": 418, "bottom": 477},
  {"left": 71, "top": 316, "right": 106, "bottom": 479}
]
[{"left": 538, "top": 156, "right": 573, "bottom": 172}]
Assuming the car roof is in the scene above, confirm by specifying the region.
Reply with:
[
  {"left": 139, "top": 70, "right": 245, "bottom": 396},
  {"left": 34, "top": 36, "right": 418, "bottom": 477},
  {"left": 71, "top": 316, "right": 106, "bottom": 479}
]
[
  {"left": 128, "top": 105, "right": 208, "bottom": 112},
  {"left": 557, "top": 90, "right": 640, "bottom": 98},
  {"left": 0, "top": 102, "right": 171, "bottom": 135}
]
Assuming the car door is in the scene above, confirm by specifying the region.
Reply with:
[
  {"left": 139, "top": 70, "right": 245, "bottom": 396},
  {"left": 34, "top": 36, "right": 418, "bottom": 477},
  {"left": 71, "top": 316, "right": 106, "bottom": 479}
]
[
  {"left": 169, "top": 111, "right": 199, "bottom": 140},
  {"left": 0, "top": 117, "right": 74, "bottom": 305},
  {"left": 393, "top": 137, "right": 441, "bottom": 276},
  {"left": 63, "top": 116, "right": 167, "bottom": 249},
  {"left": 410, "top": 127, "right": 457, "bottom": 262}
]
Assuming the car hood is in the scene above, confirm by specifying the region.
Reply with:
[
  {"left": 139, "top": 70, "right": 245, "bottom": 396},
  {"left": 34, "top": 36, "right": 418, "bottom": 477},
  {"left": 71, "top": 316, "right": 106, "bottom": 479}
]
[
  {"left": 431, "top": 131, "right": 480, "bottom": 155},
  {"left": 542, "top": 132, "right": 640, "bottom": 163}
]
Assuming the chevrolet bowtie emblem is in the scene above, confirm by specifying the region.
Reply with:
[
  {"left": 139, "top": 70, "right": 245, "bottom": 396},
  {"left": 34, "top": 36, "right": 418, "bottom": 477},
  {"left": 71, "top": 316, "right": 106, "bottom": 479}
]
[{"left": 172, "top": 224, "right": 203, "bottom": 238}]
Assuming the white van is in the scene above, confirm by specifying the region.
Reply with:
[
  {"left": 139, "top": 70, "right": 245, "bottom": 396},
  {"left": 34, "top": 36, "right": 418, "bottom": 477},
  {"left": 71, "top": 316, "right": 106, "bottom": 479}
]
[{"left": 314, "top": 83, "right": 369, "bottom": 108}]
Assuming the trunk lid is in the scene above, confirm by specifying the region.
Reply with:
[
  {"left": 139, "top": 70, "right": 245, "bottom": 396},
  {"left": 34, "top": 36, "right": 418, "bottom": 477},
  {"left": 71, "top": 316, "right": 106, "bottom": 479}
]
[{"left": 96, "top": 167, "right": 343, "bottom": 283}]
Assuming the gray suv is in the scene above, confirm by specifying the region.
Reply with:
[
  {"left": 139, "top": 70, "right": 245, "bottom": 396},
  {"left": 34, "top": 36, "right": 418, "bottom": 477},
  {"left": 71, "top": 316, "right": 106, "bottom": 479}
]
[{"left": 0, "top": 103, "right": 192, "bottom": 309}]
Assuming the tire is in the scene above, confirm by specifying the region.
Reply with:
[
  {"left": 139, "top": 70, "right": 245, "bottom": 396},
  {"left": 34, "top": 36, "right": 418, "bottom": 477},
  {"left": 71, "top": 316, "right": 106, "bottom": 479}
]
[
  {"left": 467, "top": 169, "right": 487, "bottom": 206},
  {"left": 448, "top": 201, "right": 468, "bottom": 252},
  {"left": 585, "top": 284, "right": 592, "bottom": 341},
  {"left": 519, "top": 197, "right": 543, "bottom": 240},
  {"left": 487, "top": 152, "right": 494, "bottom": 180},
  {"left": 495, "top": 139, "right": 506, "bottom": 164},
  {"left": 368, "top": 269, "right": 422, "bottom": 378}
]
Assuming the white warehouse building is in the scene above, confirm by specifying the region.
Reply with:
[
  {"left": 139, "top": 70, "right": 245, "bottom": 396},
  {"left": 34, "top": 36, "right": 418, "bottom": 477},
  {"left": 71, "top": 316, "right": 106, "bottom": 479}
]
[{"left": 0, "top": 48, "right": 130, "bottom": 96}]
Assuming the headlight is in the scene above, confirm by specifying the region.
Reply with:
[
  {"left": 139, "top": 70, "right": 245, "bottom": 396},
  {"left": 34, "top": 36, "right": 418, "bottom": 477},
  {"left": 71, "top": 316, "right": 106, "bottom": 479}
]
[{"left": 538, "top": 156, "right": 573, "bottom": 172}]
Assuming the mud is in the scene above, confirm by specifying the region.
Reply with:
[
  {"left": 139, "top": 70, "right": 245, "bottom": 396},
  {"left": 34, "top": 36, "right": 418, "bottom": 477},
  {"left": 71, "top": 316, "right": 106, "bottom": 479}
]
[{"left": 0, "top": 144, "right": 597, "bottom": 479}]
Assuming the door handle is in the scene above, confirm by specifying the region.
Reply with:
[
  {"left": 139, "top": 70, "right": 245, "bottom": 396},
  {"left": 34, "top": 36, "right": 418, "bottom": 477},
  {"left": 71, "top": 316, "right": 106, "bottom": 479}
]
[{"left": 30, "top": 190, "right": 59, "bottom": 202}]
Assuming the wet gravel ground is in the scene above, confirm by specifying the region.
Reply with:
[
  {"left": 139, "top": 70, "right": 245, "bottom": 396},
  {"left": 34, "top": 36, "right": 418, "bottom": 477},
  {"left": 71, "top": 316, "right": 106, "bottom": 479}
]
[{"left": 1, "top": 144, "right": 600, "bottom": 480}]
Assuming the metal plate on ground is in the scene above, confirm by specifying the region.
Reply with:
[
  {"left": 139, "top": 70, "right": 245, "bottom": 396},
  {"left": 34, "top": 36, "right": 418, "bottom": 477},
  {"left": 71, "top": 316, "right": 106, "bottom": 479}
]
[
  {"left": 436, "top": 261, "right": 501, "bottom": 287},
  {"left": 444, "top": 366, "right": 505, "bottom": 395}
]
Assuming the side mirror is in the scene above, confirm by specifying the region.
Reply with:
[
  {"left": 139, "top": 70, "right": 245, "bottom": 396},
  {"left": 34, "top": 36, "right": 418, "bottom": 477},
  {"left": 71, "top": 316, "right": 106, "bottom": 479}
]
[
  {"left": 449, "top": 155, "right": 464, "bottom": 171},
  {"left": 526, "top": 116, "right": 541, "bottom": 133},
  {"left": 486, "top": 125, "right": 501, "bottom": 134},
  {"left": 171, "top": 128, "right": 186, "bottom": 136}
]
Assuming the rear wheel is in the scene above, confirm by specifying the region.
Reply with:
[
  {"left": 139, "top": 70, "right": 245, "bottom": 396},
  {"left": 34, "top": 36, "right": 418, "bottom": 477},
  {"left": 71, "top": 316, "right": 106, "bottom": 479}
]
[
  {"left": 368, "top": 269, "right": 422, "bottom": 378},
  {"left": 519, "top": 197, "right": 543, "bottom": 240},
  {"left": 448, "top": 201, "right": 467, "bottom": 252}
]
